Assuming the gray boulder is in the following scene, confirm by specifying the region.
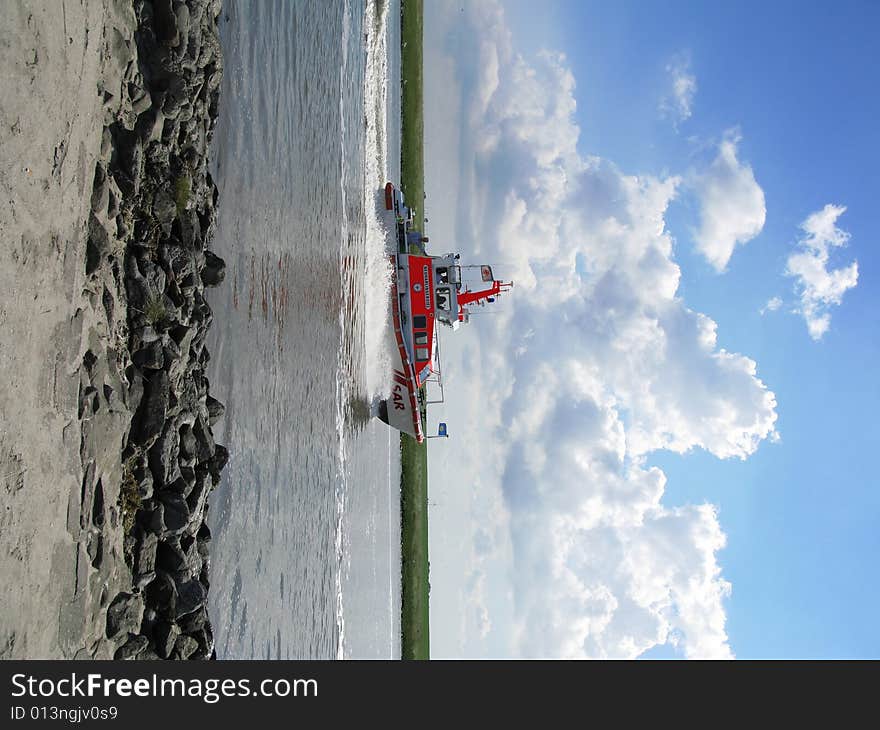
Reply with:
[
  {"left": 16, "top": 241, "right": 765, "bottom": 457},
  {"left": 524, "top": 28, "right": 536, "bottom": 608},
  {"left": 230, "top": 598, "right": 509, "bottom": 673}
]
[
  {"left": 135, "top": 529, "right": 158, "bottom": 578},
  {"left": 114, "top": 634, "right": 150, "bottom": 660},
  {"left": 154, "top": 621, "right": 180, "bottom": 659},
  {"left": 149, "top": 421, "right": 181, "bottom": 486},
  {"left": 106, "top": 592, "right": 144, "bottom": 639},
  {"left": 130, "top": 370, "right": 170, "bottom": 447},
  {"left": 153, "top": 0, "right": 180, "bottom": 47},
  {"left": 200, "top": 250, "right": 226, "bottom": 286},
  {"left": 174, "top": 578, "right": 206, "bottom": 619}
]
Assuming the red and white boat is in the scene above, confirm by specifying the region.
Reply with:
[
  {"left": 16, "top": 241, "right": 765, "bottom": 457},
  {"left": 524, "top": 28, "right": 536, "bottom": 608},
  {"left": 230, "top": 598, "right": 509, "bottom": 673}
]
[{"left": 378, "top": 183, "right": 512, "bottom": 442}]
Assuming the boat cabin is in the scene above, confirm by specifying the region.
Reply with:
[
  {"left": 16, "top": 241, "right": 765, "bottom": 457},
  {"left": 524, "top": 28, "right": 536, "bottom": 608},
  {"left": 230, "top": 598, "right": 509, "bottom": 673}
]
[
  {"left": 396, "top": 253, "right": 460, "bottom": 386},
  {"left": 396, "top": 253, "right": 511, "bottom": 388}
]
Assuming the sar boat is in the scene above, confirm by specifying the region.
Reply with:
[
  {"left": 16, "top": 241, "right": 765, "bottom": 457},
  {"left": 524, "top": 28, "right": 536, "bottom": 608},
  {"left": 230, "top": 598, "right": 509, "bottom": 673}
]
[{"left": 378, "top": 183, "right": 512, "bottom": 442}]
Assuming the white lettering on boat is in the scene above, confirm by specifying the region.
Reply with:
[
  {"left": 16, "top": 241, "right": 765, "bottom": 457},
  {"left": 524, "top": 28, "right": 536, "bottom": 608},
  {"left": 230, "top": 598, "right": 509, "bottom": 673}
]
[{"left": 392, "top": 383, "right": 405, "bottom": 410}]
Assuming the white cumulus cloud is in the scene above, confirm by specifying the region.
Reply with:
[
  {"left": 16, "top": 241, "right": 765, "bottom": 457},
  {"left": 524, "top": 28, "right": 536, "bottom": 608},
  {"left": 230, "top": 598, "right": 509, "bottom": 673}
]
[
  {"left": 693, "top": 133, "right": 767, "bottom": 272},
  {"left": 785, "top": 204, "right": 858, "bottom": 340},
  {"left": 430, "top": 0, "right": 778, "bottom": 658}
]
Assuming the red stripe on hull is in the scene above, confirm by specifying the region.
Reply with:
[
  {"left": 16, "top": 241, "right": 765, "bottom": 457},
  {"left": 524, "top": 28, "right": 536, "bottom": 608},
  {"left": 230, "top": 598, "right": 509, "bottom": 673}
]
[{"left": 387, "top": 255, "right": 424, "bottom": 442}]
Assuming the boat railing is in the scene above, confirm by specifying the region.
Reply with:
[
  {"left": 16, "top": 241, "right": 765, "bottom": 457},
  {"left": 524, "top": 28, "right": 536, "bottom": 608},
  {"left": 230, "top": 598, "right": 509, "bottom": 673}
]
[{"left": 424, "top": 330, "right": 445, "bottom": 405}]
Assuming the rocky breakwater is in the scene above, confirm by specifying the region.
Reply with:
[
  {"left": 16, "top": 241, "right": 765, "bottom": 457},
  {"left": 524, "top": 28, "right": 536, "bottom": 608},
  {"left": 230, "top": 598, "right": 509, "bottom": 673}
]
[{"left": 90, "top": 0, "right": 228, "bottom": 660}]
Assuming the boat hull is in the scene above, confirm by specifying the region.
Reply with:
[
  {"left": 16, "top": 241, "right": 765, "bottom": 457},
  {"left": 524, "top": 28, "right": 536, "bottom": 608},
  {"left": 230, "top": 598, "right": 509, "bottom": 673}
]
[{"left": 378, "top": 254, "right": 424, "bottom": 442}]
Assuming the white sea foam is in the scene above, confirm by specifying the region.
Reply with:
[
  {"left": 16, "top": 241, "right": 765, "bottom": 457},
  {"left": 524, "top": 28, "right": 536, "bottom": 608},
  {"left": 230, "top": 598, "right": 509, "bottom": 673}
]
[{"left": 362, "top": 0, "right": 394, "bottom": 399}]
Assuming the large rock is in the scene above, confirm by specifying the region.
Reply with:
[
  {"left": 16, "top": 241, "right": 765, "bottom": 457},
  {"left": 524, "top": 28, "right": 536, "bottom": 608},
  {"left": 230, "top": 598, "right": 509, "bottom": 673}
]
[
  {"left": 145, "top": 571, "right": 177, "bottom": 618},
  {"left": 205, "top": 395, "right": 224, "bottom": 425},
  {"left": 162, "top": 334, "right": 182, "bottom": 363},
  {"left": 175, "top": 5, "right": 191, "bottom": 58},
  {"left": 149, "top": 421, "right": 181, "bottom": 486},
  {"left": 174, "top": 634, "right": 199, "bottom": 660},
  {"left": 153, "top": 0, "right": 180, "bottom": 47},
  {"left": 192, "top": 289, "right": 213, "bottom": 329},
  {"left": 86, "top": 213, "right": 113, "bottom": 275},
  {"left": 178, "top": 424, "right": 198, "bottom": 466},
  {"left": 106, "top": 593, "right": 144, "bottom": 639},
  {"left": 178, "top": 208, "right": 201, "bottom": 249},
  {"left": 114, "top": 635, "right": 150, "bottom": 660},
  {"left": 134, "top": 528, "right": 158, "bottom": 579},
  {"left": 191, "top": 414, "right": 215, "bottom": 463},
  {"left": 154, "top": 621, "right": 180, "bottom": 659},
  {"left": 140, "top": 607, "right": 159, "bottom": 636},
  {"left": 146, "top": 501, "right": 165, "bottom": 536},
  {"left": 170, "top": 323, "right": 196, "bottom": 354},
  {"left": 131, "top": 89, "right": 152, "bottom": 116},
  {"left": 200, "top": 250, "right": 226, "bottom": 286},
  {"left": 124, "top": 363, "right": 144, "bottom": 414},
  {"left": 196, "top": 522, "right": 211, "bottom": 556},
  {"left": 191, "top": 624, "right": 215, "bottom": 660},
  {"left": 163, "top": 75, "right": 188, "bottom": 119},
  {"left": 91, "top": 163, "right": 110, "bottom": 216},
  {"left": 157, "top": 491, "right": 190, "bottom": 536},
  {"left": 124, "top": 252, "right": 149, "bottom": 301},
  {"left": 130, "top": 370, "right": 169, "bottom": 447},
  {"left": 159, "top": 245, "right": 197, "bottom": 283},
  {"left": 186, "top": 468, "right": 212, "bottom": 532},
  {"left": 135, "top": 570, "right": 156, "bottom": 591},
  {"left": 118, "top": 135, "right": 144, "bottom": 191},
  {"left": 144, "top": 259, "right": 168, "bottom": 297},
  {"left": 157, "top": 538, "right": 201, "bottom": 577},
  {"left": 138, "top": 108, "right": 166, "bottom": 145},
  {"left": 177, "top": 466, "right": 197, "bottom": 498},
  {"left": 153, "top": 187, "right": 177, "bottom": 235},
  {"left": 174, "top": 578, "right": 207, "bottom": 619},
  {"left": 133, "top": 339, "right": 164, "bottom": 370},
  {"left": 208, "top": 444, "right": 228, "bottom": 483},
  {"left": 178, "top": 606, "right": 207, "bottom": 635}
]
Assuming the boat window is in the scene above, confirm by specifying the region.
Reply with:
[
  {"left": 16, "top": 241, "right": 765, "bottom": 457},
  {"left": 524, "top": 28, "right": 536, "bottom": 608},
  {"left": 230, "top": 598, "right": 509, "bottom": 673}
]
[
  {"left": 435, "top": 289, "right": 451, "bottom": 311},
  {"left": 436, "top": 267, "right": 449, "bottom": 283},
  {"left": 416, "top": 347, "right": 430, "bottom": 362},
  {"left": 413, "top": 315, "right": 427, "bottom": 329},
  {"left": 415, "top": 332, "right": 428, "bottom": 345}
]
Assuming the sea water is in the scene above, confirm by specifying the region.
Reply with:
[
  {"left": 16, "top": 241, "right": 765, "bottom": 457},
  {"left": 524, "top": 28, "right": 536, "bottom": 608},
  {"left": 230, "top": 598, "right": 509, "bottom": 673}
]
[{"left": 205, "top": 0, "right": 402, "bottom": 659}]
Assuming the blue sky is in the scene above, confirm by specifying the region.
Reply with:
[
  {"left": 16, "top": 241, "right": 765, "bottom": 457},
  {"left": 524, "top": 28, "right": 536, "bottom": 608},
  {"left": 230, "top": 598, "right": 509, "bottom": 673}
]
[
  {"left": 423, "top": 0, "right": 878, "bottom": 658},
  {"left": 551, "top": 0, "right": 880, "bottom": 659}
]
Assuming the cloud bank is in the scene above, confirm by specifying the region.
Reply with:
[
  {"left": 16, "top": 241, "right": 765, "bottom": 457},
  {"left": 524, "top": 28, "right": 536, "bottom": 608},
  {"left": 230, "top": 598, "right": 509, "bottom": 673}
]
[
  {"left": 435, "top": 0, "right": 777, "bottom": 658},
  {"left": 785, "top": 204, "right": 858, "bottom": 340}
]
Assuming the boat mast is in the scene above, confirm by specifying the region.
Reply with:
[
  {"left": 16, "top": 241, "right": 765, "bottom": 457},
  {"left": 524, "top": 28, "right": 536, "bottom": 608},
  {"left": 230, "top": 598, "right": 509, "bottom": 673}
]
[{"left": 456, "top": 279, "right": 513, "bottom": 307}]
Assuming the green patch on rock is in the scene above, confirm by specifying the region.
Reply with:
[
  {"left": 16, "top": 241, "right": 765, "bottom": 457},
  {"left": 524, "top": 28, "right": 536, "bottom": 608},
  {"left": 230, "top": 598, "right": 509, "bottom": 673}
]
[{"left": 173, "top": 173, "right": 192, "bottom": 216}]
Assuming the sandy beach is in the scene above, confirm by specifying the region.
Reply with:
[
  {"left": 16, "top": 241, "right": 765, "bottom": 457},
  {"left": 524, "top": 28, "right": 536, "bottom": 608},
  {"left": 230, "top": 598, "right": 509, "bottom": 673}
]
[
  {"left": 1, "top": 0, "right": 130, "bottom": 659},
  {"left": 1, "top": 0, "right": 225, "bottom": 659}
]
